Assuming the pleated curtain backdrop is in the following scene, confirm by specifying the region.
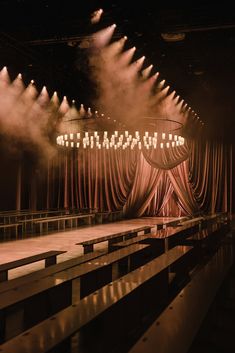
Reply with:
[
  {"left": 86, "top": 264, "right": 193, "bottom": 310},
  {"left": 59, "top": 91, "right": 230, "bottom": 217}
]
[{"left": 12, "top": 139, "right": 231, "bottom": 217}]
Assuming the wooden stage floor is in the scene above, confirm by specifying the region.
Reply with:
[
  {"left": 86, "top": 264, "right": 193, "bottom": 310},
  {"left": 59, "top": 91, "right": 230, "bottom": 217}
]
[{"left": 0, "top": 217, "right": 179, "bottom": 280}]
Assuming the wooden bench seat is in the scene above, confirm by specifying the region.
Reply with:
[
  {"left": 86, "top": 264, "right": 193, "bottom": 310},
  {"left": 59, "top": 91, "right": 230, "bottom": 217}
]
[
  {"left": 0, "top": 245, "right": 193, "bottom": 351},
  {"left": 77, "top": 225, "right": 154, "bottom": 254},
  {"left": 157, "top": 216, "right": 190, "bottom": 229},
  {"left": 109, "top": 234, "right": 166, "bottom": 256},
  {"left": 0, "top": 210, "right": 66, "bottom": 225},
  {"left": 111, "top": 234, "right": 154, "bottom": 248},
  {"left": 111, "top": 221, "right": 202, "bottom": 253},
  {"left": 0, "top": 223, "right": 22, "bottom": 239},
  {"left": 151, "top": 223, "right": 202, "bottom": 252},
  {"left": 34, "top": 214, "right": 95, "bottom": 234},
  {"left": 180, "top": 222, "right": 229, "bottom": 257},
  {"left": 95, "top": 210, "right": 123, "bottom": 224},
  {"left": 18, "top": 215, "right": 66, "bottom": 233},
  {"left": 0, "top": 243, "right": 149, "bottom": 309},
  {"left": 179, "top": 216, "right": 204, "bottom": 226},
  {"left": 128, "top": 241, "right": 233, "bottom": 353},
  {"left": 0, "top": 244, "right": 152, "bottom": 342},
  {"left": 0, "top": 250, "right": 66, "bottom": 282},
  {"left": 0, "top": 250, "right": 107, "bottom": 294}
]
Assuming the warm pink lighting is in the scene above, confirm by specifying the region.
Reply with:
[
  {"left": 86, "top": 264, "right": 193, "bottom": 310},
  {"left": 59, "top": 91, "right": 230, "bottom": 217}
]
[
  {"left": 92, "top": 25, "right": 116, "bottom": 48},
  {"left": 117, "top": 47, "right": 137, "bottom": 67},
  {"left": 161, "top": 85, "right": 170, "bottom": 96},
  {"left": 79, "top": 103, "right": 86, "bottom": 116},
  {"left": 42, "top": 86, "right": 47, "bottom": 93},
  {"left": 104, "top": 37, "right": 127, "bottom": 57},
  {"left": 91, "top": 8, "right": 103, "bottom": 24},
  {"left": 51, "top": 91, "right": 59, "bottom": 106},
  {"left": 0, "top": 66, "right": 10, "bottom": 84},
  {"left": 130, "top": 56, "right": 146, "bottom": 74},
  {"left": 12, "top": 74, "right": 25, "bottom": 91},
  {"left": 142, "top": 65, "right": 153, "bottom": 78},
  {"left": 59, "top": 97, "right": 70, "bottom": 114}
]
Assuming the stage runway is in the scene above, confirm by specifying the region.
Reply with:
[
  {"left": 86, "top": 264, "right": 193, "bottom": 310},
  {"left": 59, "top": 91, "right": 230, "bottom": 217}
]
[{"left": 0, "top": 216, "right": 181, "bottom": 280}]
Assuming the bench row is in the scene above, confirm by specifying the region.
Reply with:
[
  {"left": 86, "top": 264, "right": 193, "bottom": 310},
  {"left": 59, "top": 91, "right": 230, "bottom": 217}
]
[
  {"left": 0, "top": 218, "right": 229, "bottom": 350},
  {"left": 0, "top": 210, "right": 124, "bottom": 239},
  {"left": 0, "top": 245, "right": 194, "bottom": 351}
]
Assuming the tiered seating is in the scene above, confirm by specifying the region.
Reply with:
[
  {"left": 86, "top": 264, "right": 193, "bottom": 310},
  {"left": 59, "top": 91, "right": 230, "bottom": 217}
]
[
  {"left": 0, "top": 208, "right": 124, "bottom": 240},
  {"left": 77, "top": 225, "right": 154, "bottom": 253},
  {"left": 95, "top": 210, "right": 123, "bottom": 223},
  {"left": 0, "top": 250, "right": 107, "bottom": 294},
  {"left": 109, "top": 218, "right": 205, "bottom": 256},
  {"left": 0, "top": 250, "right": 66, "bottom": 282},
  {"left": 33, "top": 213, "right": 95, "bottom": 234},
  {"left": 158, "top": 216, "right": 190, "bottom": 229},
  {"left": 0, "top": 223, "right": 22, "bottom": 239},
  {"left": 0, "top": 245, "right": 193, "bottom": 352},
  {"left": 128, "top": 240, "right": 233, "bottom": 353},
  {"left": 0, "top": 212, "right": 230, "bottom": 353},
  {"left": 0, "top": 243, "right": 151, "bottom": 342}
]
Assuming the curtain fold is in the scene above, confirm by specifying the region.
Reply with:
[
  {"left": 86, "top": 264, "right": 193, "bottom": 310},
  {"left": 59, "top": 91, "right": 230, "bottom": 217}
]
[
  {"left": 123, "top": 153, "right": 163, "bottom": 217},
  {"left": 26, "top": 139, "right": 231, "bottom": 217}
]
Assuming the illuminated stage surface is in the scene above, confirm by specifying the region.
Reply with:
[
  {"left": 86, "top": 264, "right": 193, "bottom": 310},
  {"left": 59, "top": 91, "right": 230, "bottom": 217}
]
[{"left": 0, "top": 217, "right": 179, "bottom": 279}]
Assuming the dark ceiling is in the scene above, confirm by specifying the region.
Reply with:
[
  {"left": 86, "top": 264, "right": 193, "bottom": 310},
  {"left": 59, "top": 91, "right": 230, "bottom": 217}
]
[{"left": 1, "top": 0, "right": 235, "bottom": 141}]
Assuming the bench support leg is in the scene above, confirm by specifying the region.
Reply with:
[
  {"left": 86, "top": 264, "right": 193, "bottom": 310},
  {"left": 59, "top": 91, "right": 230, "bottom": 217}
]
[
  {"left": 144, "top": 228, "right": 151, "bottom": 234},
  {"left": 164, "top": 238, "right": 169, "bottom": 252},
  {"left": 4, "top": 306, "right": 24, "bottom": 341},
  {"left": 125, "top": 232, "right": 137, "bottom": 240},
  {"left": 108, "top": 236, "right": 123, "bottom": 252},
  {"left": 45, "top": 256, "right": 57, "bottom": 267},
  {"left": 84, "top": 244, "right": 94, "bottom": 254},
  {"left": 112, "top": 262, "right": 119, "bottom": 281},
  {"left": 70, "top": 332, "right": 80, "bottom": 353},
  {"left": 0, "top": 271, "right": 8, "bottom": 282},
  {"left": 127, "top": 256, "right": 131, "bottom": 273},
  {"left": 72, "top": 278, "right": 81, "bottom": 304},
  {"left": 96, "top": 215, "right": 102, "bottom": 224}
]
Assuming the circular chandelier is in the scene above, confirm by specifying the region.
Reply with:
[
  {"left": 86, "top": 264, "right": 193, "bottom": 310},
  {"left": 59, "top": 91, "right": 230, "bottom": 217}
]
[
  {"left": 56, "top": 107, "right": 186, "bottom": 151},
  {"left": 56, "top": 130, "right": 185, "bottom": 150}
]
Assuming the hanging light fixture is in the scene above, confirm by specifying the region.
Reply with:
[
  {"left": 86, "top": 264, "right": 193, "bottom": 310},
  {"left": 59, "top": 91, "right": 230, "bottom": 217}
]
[
  {"left": 56, "top": 130, "right": 185, "bottom": 150},
  {"left": 56, "top": 106, "right": 185, "bottom": 150}
]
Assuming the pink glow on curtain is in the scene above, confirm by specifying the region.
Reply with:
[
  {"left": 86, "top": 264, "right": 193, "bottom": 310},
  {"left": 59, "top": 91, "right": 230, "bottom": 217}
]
[
  {"left": 33, "top": 139, "right": 231, "bottom": 217},
  {"left": 167, "top": 160, "right": 200, "bottom": 216},
  {"left": 124, "top": 153, "right": 163, "bottom": 217}
]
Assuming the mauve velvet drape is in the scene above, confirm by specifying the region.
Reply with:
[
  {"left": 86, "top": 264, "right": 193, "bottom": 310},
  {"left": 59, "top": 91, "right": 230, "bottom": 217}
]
[
  {"left": 12, "top": 139, "right": 231, "bottom": 217},
  {"left": 188, "top": 141, "right": 230, "bottom": 214},
  {"left": 46, "top": 148, "right": 137, "bottom": 212}
]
